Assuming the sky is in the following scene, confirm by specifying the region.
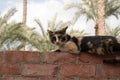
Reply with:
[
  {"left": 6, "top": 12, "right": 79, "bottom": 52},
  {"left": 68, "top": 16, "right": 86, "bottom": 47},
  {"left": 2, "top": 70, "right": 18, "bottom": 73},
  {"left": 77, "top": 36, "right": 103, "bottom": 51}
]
[{"left": 0, "top": 0, "right": 120, "bottom": 35}]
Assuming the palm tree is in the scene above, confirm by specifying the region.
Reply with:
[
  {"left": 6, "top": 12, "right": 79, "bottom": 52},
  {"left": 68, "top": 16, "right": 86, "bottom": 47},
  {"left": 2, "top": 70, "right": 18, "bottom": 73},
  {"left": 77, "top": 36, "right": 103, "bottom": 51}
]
[
  {"left": 0, "top": 8, "right": 17, "bottom": 50},
  {"left": 20, "top": 0, "right": 27, "bottom": 50},
  {"left": 0, "top": 8, "right": 17, "bottom": 26},
  {"left": 0, "top": 23, "right": 25, "bottom": 50},
  {"left": 65, "top": 0, "right": 120, "bottom": 35},
  {"left": 0, "top": 8, "right": 31, "bottom": 50},
  {"left": 97, "top": 0, "right": 106, "bottom": 35},
  {"left": 0, "top": 8, "right": 56, "bottom": 51},
  {"left": 0, "top": 8, "right": 28, "bottom": 50},
  {"left": 0, "top": 10, "right": 25, "bottom": 50},
  {"left": 22, "top": 0, "right": 27, "bottom": 25}
]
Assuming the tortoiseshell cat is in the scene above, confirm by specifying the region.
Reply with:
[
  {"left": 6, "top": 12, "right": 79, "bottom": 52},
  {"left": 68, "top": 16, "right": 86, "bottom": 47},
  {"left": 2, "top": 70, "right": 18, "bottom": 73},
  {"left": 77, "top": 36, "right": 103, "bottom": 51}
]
[{"left": 48, "top": 26, "right": 120, "bottom": 64}]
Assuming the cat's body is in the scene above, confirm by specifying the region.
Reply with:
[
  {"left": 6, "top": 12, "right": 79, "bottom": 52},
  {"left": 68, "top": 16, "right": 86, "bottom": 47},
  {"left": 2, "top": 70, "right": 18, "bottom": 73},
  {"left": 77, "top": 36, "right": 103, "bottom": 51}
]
[
  {"left": 48, "top": 27, "right": 120, "bottom": 64},
  {"left": 80, "top": 36, "right": 120, "bottom": 53}
]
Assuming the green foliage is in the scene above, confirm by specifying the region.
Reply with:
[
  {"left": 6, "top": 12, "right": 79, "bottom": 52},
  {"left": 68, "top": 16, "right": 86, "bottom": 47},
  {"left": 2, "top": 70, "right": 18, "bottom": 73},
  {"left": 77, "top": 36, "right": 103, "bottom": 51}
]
[
  {"left": 68, "top": 28, "right": 89, "bottom": 37},
  {"left": 29, "top": 19, "right": 57, "bottom": 51},
  {"left": 105, "top": 0, "right": 120, "bottom": 19},
  {"left": 0, "top": 7, "right": 89, "bottom": 51},
  {"left": 65, "top": 0, "right": 120, "bottom": 23},
  {"left": 33, "top": 14, "right": 72, "bottom": 51},
  {"left": 0, "top": 8, "right": 19, "bottom": 50},
  {"left": 35, "top": 19, "right": 46, "bottom": 38},
  {"left": 0, "top": 8, "right": 56, "bottom": 51},
  {"left": 106, "top": 25, "right": 120, "bottom": 37},
  {"left": 48, "top": 13, "right": 71, "bottom": 31},
  {"left": 0, "top": 8, "right": 17, "bottom": 26}
]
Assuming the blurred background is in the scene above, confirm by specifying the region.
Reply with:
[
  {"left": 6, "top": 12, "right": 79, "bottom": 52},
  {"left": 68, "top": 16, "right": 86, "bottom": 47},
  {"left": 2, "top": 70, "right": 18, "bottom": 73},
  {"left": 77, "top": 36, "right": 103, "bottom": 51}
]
[{"left": 0, "top": 0, "right": 120, "bottom": 51}]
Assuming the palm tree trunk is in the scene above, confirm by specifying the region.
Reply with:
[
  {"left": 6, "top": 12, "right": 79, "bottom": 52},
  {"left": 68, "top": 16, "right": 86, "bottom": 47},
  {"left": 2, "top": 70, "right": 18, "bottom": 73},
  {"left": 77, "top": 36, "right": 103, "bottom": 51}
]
[
  {"left": 94, "top": 23, "right": 98, "bottom": 36},
  {"left": 20, "top": 0, "right": 27, "bottom": 50},
  {"left": 97, "top": 0, "right": 106, "bottom": 36},
  {"left": 23, "top": 0, "right": 27, "bottom": 25}
]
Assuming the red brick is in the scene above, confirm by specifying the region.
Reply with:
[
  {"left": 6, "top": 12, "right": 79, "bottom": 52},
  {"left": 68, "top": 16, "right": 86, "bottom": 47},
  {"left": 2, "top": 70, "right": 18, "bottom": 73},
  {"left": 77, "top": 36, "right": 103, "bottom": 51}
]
[
  {"left": 5, "top": 76, "right": 38, "bottom": 80},
  {"left": 42, "top": 52, "right": 76, "bottom": 63},
  {"left": 79, "top": 52, "right": 104, "bottom": 64},
  {"left": 42, "top": 77, "right": 73, "bottom": 80},
  {"left": 6, "top": 51, "right": 23, "bottom": 63},
  {"left": 100, "top": 64, "right": 120, "bottom": 77},
  {"left": 6, "top": 51, "right": 40, "bottom": 63},
  {"left": 22, "top": 64, "right": 58, "bottom": 76},
  {"left": 80, "top": 78, "right": 114, "bottom": 80},
  {"left": 0, "top": 52, "right": 3, "bottom": 63},
  {"left": 60, "top": 64, "right": 96, "bottom": 76},
  {"left": 79, "top": 52, "right": 119, "bottom": 64},
  {"left": 63, "top": 78, "right": 73, "bottom": 80},
  {"left": 23, "top": 52, "right": 40, "bottom": 63},
  {"left": 0, "top": 77, "right": 4, "bottom": 80},
  {"left": 0, "top": 63, "right": 20, "bottom": 75}
]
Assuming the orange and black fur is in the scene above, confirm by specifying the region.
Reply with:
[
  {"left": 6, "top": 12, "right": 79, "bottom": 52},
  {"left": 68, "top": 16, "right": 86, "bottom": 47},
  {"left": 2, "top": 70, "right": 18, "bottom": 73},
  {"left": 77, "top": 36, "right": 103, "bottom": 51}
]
[{"left": 48, "top": 26, "right": 120, "bottom": 64}]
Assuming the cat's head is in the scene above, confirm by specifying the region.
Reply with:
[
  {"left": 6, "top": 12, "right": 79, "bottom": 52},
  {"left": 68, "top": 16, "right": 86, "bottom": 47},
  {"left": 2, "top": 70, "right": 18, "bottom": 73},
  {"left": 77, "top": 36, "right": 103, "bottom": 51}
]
[{"left": 47, "top": 26, "right": 71, "bottom": 47}]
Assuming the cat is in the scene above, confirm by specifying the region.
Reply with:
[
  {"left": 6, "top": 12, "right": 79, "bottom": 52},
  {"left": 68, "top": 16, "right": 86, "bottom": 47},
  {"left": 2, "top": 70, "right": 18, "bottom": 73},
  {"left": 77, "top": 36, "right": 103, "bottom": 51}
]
[
  {"left": 47, "top": 27, "right": 80, "bottom": 53},
  {"left": 47, "top": 26, "right": 120, "bottom": 64}
]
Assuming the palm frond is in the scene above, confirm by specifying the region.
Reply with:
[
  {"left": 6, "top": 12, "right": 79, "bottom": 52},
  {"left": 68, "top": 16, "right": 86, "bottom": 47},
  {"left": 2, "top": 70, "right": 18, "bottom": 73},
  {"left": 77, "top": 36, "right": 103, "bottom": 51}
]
[
  {"left": 34, "top": 19, "right": 46, "bottom": 37},
  {"left": 68, "top": 28, "right": 88, "bottom": 37},
  {"left": 106, "top": 25, "right": 120, "bottom": 37},
  {"left": 0, "top": 8, "right": 17, "bottom": 26},
  {"left": 106, "top": 0, "right": 120, "bottom": 18},
  {"left": 64, "top": 0, "right": 120, "bottom": 24}
]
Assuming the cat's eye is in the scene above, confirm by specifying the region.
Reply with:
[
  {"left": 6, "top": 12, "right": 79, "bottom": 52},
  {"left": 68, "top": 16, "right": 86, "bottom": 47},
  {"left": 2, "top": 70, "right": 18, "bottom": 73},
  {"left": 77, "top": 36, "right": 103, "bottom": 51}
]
[
  {"left": 61, "top": 36, "right": 66, "bottom": 41},
  {"left": 58, "top": 36, "right": 61, "bottom": 40},
  {"left": 51, "top": 36, "right": 56, "bottom": 42}
]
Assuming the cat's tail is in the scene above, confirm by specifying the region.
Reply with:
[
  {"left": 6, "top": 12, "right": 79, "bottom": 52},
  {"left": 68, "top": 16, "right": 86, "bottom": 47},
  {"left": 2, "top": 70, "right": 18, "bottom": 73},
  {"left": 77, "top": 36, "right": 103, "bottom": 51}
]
[{"left": 103, "top": 57, "right": 120, "bottom": 65}]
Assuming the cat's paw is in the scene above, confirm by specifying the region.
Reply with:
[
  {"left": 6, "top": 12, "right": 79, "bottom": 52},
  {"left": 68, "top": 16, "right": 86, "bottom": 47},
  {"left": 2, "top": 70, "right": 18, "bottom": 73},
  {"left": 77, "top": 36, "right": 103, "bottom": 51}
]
[
  {"left": 51, "top": 49, "right": 61, "bottom": 52},
  {"left": 55, "top": 49, "right": 61, "bottom": 52},
  {"left": 69, "top": 51, "right": 81, "bottom": 55}
]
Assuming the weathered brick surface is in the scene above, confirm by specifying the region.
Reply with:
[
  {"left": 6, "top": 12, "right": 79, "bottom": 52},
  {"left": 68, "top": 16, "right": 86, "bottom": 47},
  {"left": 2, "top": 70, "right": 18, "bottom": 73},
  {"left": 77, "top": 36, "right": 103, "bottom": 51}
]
[
  {"left": 22, "top": 64, "right": 58, "bottom": 76},
  {"left": 6, "top": 51, "right": 23, "bottom": 63},
  {"left": 41, "top": 77, "right": 73, "bottom": 80},
  {"left": 42, "top": 52, "right": 76, "bottom": 63},
  {"left": 100, "top": 64, "right": 120, "bottom": 77},
  {"left": 79, "top": 52, "right": 117, "bottom": 64},
  {"left": 80, "top": 78, "right": 114, "bottom": 80},
  {"left": 5, "top": 76, "right": 39, "bottom": 80},
  {"left": 0, "top": 63, "right": 20, "bottom": 75},
  {"left": 23, "top": 52, "right": 40, "bottom": 63},
  {"left": 0, "top": 52, "right": 3, "bottom": 63},
  {"left": 0, "top": 51, "right": 120, "bottom": 79},
  {"left": 79, "top": 52, "right": 104, "bottom": 64},
  {"left": 60, "top": 64, "right": 96, "bottom": 76},
  {"left": 0, "top": 77, "right": 4, "bottom": 80},
  {"left": 6, "top": 51, "right": 40, "bottom": 63}
]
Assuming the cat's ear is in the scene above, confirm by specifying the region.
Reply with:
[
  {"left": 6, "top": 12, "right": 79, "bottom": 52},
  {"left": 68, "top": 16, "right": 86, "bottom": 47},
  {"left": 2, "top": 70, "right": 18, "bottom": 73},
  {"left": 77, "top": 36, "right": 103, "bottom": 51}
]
[
  {"left": 47, "top": 30, "right": 53, "bottom": 35},
  {"left": 61, "top": 26, "right": 68, "bottom": 32}
]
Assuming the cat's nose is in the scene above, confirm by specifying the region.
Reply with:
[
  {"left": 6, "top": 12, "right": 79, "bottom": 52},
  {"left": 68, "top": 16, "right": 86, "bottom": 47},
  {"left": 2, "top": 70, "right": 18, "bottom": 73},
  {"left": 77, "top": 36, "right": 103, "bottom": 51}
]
[{"left": 56, "top": 42, "right": 60, "bottom": 45}]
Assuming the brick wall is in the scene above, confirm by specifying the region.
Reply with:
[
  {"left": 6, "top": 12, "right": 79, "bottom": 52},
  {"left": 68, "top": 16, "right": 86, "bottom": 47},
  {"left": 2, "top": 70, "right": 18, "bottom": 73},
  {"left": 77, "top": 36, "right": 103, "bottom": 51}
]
[{"left": 0, "top": 51, "right": 120, "bottom": 80}]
